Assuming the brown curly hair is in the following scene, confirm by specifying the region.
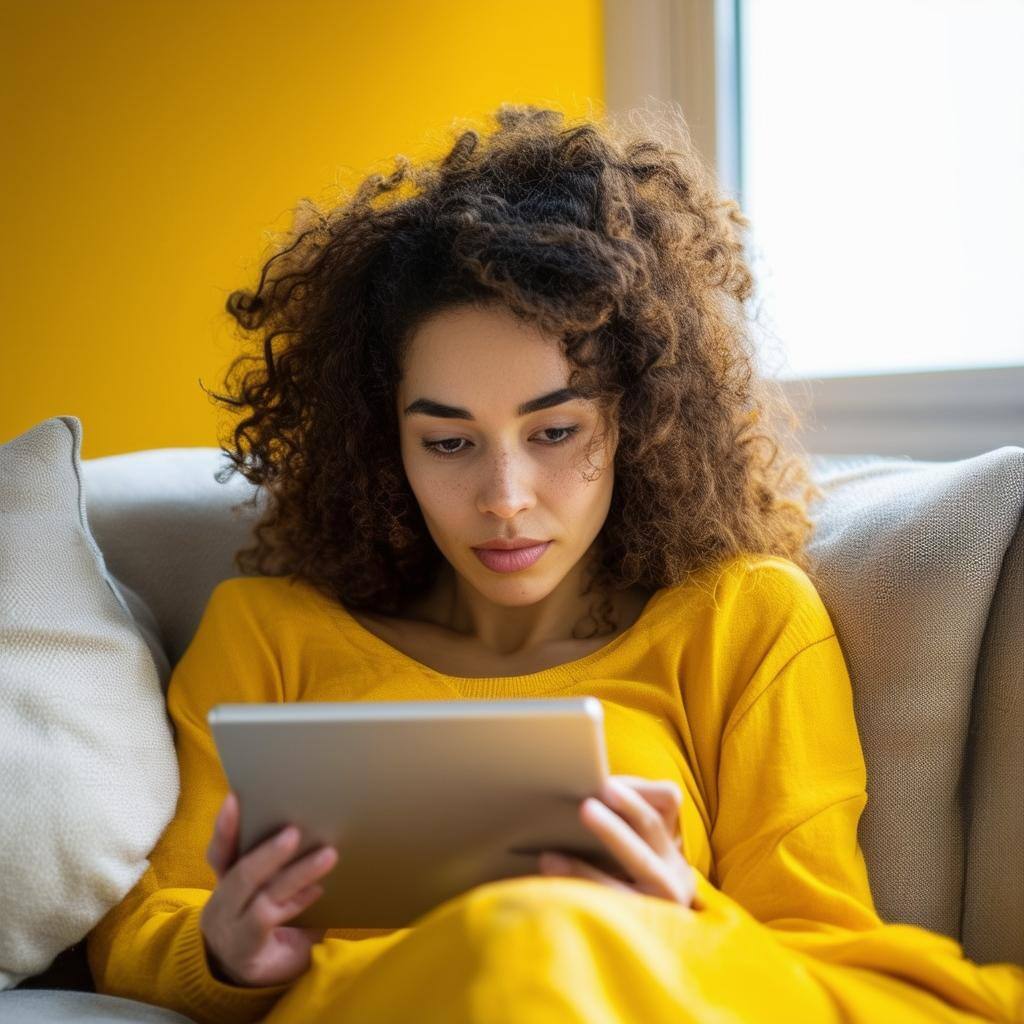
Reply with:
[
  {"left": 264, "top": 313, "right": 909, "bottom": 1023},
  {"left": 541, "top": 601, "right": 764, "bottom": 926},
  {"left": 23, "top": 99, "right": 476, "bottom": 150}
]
[{"left": 205, "top": 102, "right": 824, "bottom": 630}]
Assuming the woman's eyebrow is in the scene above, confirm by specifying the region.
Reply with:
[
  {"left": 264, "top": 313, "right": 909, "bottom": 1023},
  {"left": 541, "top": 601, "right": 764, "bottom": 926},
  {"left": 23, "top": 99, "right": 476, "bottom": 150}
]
[{"left": 403, "top": 387, "right": 582, "bottom": 421}]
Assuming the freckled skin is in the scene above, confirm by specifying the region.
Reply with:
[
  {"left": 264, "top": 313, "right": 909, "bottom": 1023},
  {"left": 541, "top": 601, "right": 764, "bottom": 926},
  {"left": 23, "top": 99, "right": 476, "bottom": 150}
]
[{"left": 395, "top": 301, "right": 620, "bottom": 654}]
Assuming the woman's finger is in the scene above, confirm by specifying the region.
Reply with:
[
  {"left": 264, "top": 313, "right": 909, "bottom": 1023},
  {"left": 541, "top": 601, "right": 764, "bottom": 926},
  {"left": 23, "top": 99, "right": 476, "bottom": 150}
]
[
  {"left": 613, "top": 775, "right": 682, "bottom": 807},
  {"left": 537, "top": 851, "right": 634, "bottom": 893},
  {"left": 206, "top": 791, "right": 239, "bottom": 879},
  {"left": 612, "top": 777, "right": 682, "bottom": 840},
  {"left": 579, "top": 794, "right": 676, "bottom": 893},
  {"left": 254, "top": 843, "right": 338, "bottom": 911},
  {"left": 599, "top": 780, "right": 698, "bottom": 905},
  {"left": 246, "top": 881, "right": 326, "bottom": 934},
  {"left": 218, "top": 821, "right": 306, "bottom": 920},
  {"left": 600, "top": 778, "right": 678, "bottom": 860}
]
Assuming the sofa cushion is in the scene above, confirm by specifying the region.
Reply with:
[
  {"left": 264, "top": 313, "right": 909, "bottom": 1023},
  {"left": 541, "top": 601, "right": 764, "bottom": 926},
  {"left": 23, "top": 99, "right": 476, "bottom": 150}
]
[
  {"left": 805, "top": 445, "right": 1024, "bottom": 965},
  {"left": 0, "top": 417, "right": 180, "bottom": 990}
]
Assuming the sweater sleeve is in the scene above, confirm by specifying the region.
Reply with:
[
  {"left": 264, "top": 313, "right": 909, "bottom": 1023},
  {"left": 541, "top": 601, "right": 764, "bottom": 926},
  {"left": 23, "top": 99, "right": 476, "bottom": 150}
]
[
  {"left": 85, "top": 580, "right": 293, "bottom": 1024},
  {"left": 712, "top": 624, "right": 1024, "bottom": 1022}
]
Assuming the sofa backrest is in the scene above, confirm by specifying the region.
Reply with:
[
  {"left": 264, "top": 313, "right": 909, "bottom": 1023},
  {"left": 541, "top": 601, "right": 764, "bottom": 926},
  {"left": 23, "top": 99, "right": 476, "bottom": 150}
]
[
  {"left": 80, "top": 443, "right": 1024, "bottom": 968},
  {"left": 803, "top": 449, "right": 1023, "bottom": 968}
]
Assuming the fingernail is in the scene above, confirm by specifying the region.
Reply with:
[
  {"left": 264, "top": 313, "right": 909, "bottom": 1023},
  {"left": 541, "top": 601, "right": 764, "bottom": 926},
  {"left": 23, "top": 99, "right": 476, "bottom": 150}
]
[{"left": 276, "top": 826, "right": 298, "bottom": 847}]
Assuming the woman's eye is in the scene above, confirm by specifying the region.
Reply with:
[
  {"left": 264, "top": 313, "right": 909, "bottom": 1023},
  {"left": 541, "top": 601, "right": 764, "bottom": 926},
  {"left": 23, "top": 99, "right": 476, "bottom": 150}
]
[{"left": 421, "top": 425, "right": 581, "bottom": 459}]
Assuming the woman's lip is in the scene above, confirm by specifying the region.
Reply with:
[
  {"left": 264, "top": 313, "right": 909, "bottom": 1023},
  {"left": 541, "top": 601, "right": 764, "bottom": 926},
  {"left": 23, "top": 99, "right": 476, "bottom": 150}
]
[{"left": 472, "top": 541, "right": 551, "bottom": 573}]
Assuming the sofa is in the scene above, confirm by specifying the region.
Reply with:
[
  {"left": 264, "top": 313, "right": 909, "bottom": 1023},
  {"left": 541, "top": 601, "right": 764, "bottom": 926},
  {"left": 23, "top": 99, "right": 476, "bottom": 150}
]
[{"left": 1, "top": 414, "right": 1021, "bottom": 1023}]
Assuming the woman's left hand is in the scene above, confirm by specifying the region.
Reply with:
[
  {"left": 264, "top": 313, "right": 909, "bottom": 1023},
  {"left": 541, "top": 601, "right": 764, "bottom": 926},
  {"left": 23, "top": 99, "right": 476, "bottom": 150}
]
[{"left": 536, "top": 774, "right": 698, "bottom": 908}]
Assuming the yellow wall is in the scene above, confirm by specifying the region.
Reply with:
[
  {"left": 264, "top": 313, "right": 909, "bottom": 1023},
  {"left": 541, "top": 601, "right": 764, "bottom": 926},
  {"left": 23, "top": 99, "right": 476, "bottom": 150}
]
[{"left": 2, "top": 0, "right": 605, "bottom": 458}]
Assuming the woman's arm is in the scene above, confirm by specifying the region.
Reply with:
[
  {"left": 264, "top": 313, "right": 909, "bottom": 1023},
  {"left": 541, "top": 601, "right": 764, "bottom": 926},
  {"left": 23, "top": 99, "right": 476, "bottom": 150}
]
[
  {"left": 713, "top": 626, "right": 1024, "bottom": 1022},
  {"left": 713, "top": 631, "right": 880, "bottom": 929}
]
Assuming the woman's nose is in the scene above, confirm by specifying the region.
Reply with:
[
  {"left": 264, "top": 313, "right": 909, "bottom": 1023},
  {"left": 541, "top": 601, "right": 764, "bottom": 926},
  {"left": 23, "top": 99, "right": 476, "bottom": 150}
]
[{"left": 476, "top": 452, "right": 536, "bottom": 517}]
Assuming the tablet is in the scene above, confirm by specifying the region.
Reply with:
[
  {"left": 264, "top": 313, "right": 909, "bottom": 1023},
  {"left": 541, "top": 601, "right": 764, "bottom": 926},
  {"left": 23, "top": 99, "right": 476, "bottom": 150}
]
[{"left": 207, "top": 696, "right": 616, "bottom": 929}]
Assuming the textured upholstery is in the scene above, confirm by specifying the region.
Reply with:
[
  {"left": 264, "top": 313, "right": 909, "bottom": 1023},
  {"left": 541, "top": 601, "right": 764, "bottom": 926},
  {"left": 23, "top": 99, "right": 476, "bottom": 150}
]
[{"left": 962, "top": 500, "right": 1024, "bottom": 966}]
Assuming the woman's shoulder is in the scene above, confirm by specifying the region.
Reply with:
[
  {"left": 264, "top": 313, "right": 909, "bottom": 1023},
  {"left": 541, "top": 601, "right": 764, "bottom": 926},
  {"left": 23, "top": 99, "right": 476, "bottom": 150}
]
[
  {"left": 657, "top": 552, "right": 835, "bottom": 647},
  {"left": 718, "top": 552, "right": 827, "bottom": 605},
  {"left": 655, "top": 554, "right": 842, "bottom": 738},
  {"left": 207, "top": 572, "right": 325, "bottom": 615},
  {"left": 168, "top": 576, "right": 310, "bottom": 712},
  {"left": 660, "top": 551, "right": 823, "bottom": 601},
  {"left": 191, "top": 575, "right": 339, "bottom": 655}
]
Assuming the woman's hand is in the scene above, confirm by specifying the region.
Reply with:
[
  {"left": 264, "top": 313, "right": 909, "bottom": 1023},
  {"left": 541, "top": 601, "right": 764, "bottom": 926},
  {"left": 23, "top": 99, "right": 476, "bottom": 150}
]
[
  {"left": 536, "top": 775, "right": 698, "bottom": 908},
  {"left": 200, "top": 791, "right": 338, "bottom": 988}
]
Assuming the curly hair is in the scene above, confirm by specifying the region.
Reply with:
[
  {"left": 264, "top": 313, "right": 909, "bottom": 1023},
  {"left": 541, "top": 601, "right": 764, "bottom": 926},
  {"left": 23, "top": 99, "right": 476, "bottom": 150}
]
[{"left": 205, "top": 102, "right": 824, "bottom": 631}]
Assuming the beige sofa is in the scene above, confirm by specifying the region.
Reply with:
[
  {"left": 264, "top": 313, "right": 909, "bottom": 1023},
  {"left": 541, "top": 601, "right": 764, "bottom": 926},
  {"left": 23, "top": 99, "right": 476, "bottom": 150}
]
[{"left": 1, "top": 416, "right": 1021, "bottom": 1022}]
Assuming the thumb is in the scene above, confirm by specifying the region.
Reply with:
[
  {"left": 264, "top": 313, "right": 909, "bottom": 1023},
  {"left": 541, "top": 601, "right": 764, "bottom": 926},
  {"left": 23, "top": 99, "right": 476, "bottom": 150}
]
[{"left": 207, "top": 791, "right": 240, "bottom": 878}]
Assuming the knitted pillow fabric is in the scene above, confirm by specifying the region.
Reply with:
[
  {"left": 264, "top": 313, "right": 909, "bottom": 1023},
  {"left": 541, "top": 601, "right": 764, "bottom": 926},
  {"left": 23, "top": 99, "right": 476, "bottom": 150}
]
[{"left": 0, "top": 416, "right": 179, "bottom": 989}]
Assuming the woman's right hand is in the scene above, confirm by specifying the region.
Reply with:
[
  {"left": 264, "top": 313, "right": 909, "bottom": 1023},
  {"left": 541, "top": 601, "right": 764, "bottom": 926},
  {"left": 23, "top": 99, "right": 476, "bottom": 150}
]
[{"left": 200, "top": 791, "right": 338, "bottom": 988}]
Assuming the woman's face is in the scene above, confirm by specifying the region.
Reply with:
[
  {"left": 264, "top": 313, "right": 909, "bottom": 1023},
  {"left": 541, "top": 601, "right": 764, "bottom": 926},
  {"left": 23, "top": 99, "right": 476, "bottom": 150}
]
[{"left": 396, "top": 302, "right": 616, "bottom": 606}]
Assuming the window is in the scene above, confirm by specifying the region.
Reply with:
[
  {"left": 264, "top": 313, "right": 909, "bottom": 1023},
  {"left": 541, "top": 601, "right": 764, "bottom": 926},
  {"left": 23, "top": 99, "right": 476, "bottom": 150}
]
[
  {"left": 739, "top": 0, "right": 1024, "bottom": 382},
  {"left": 603, "top": 0, "right": 1023, "bottom": 457}
]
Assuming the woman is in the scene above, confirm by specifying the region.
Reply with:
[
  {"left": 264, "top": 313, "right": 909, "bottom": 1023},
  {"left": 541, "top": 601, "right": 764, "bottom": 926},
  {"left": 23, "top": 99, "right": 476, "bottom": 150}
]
[{"left": 86, "top": 104, "right": 1024, "bottom": 1023}]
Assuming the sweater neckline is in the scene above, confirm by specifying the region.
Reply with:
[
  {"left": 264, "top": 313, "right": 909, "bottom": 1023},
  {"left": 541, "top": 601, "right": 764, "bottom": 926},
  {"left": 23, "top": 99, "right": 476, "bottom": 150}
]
[{"left": 325, "top": 585, "right": 672, "bottom": 697}]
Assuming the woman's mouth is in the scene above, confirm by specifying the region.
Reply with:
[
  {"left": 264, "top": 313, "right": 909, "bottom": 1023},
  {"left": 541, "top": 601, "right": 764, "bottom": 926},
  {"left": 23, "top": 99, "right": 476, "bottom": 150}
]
[{"left": 472, "top": 542, "right": 552, "bottom": 573}]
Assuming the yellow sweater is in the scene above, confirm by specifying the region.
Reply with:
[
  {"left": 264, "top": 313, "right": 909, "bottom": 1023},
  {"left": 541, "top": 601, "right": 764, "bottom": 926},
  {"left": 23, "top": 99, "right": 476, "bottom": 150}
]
[{"left": 87, "top": 554, "right": 1024, "bottom": 1024}]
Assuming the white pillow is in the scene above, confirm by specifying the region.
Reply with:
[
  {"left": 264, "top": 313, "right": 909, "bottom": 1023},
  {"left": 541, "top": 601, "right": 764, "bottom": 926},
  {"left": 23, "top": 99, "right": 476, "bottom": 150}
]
[{"left": 0, "top": 416, "right": 180, "bottom": 989}]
